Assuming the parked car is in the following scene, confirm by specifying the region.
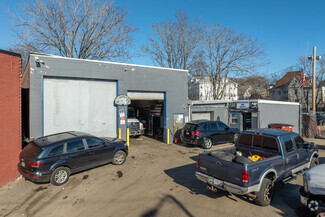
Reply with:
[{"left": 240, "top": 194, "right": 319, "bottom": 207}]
[
  {"left": 181, "top": 120, "right": 240, "bottom": 149},
  {"left": 18, "top": 131, "right": 128, "bottom": 186},
  {"left": 196, "top": 129, "right": 319, "bottom": 206},
  {"left": 300, "top": 164, "right": 325, "bottom": 217}
]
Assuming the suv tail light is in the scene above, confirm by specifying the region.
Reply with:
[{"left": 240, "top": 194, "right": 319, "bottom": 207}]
[
  {"left": 28, "top": 161, "right": 42, "bottom": 168},
  {"left": 192, "top": 131, "right": 200, "bottom": 135},
  {"left": 197, "top": 157, "right": 200, "bottom": 168},
  {"left": 242, "top": 170, "right": 249, "bottom": 183}
]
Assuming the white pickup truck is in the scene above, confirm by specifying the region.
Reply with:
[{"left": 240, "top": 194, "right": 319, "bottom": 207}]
[{"left": 127, "top": 118, "right": 145, "bottom": 136}]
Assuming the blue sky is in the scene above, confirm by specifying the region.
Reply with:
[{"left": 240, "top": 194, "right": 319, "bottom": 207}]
[{"left": 1, "top": 0, "right": 324, "bottom": 76}]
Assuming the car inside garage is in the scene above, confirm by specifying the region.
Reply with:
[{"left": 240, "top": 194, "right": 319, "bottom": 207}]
[{"left": 127, "top": 92, "right": 165, "bottom": 139}]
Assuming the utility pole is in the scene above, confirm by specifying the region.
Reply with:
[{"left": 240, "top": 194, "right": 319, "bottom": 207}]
[{"left": 312, "top": 46, "right": 316, "bottom": 114}]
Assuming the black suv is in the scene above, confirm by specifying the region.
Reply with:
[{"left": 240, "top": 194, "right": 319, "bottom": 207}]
[
  {"left": 181, "top": 120, "right": 240, "bottom": 149},
  {"left": 18, "top": 131, "right": 128, "bottom": 186}
]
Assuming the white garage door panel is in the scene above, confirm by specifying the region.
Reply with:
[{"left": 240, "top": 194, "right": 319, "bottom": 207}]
[
  {"left": 44, "top": 78, "right": 116, "bottom": 137},
  {"left": 192, "top": 112, "right": 211, "bottom": 121}
]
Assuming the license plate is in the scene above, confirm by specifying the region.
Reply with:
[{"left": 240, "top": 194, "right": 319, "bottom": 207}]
[
  {"left": 213, "top": 178, "right": 223, "bottom": 187},
  {"left": 21, "top": 162, "right": 25, "bottom": 167},
  {"left": 185, "top": 132, "right": 190, "bottom": 135}
]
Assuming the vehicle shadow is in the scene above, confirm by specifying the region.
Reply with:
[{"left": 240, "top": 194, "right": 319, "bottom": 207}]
[
  {"left": 271, "top": 182, "right": 309, "bottom": 217},
  {"left": 164, "top": 163, "right": 229, "bottom": 199},
  {"left": 141, "top": 194, "right": 194, "bottom": 217}
]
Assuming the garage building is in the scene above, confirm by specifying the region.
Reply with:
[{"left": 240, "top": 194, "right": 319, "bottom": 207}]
[
  {"left": 22, "top": 53, "right": 188, "bottom": 143},
  {"left": 187, "top": 100, "right": 302, "bottom": 134}
]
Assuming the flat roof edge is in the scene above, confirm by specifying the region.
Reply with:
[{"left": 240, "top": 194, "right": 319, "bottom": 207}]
[
  {"left": 30, "top": 53, "right": 188, "bottom": 73},
  {"left": 0, "top": 49, "right": 21, "bottom": 57}
]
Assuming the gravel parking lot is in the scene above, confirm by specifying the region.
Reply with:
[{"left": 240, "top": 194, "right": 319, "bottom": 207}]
[{"left": 1, "top": 136, "right": 324, "bottom": 217}]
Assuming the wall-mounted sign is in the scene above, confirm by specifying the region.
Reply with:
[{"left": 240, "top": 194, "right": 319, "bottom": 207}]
[
  {"left": 115, "top": 95, "right": 131, "bottom": 106},
  {"left": 236, "top": 102, "right": 249, "bottom": 109}
]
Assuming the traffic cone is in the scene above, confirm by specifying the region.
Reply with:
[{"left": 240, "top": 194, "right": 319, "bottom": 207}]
[{"left": 318, "top": 125, "right": 321, "bottom": 136}]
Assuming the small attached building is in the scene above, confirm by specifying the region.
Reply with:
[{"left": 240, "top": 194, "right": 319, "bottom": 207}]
[
  {"left": 187, "top": 100, "right": 302, "bottom": 134},
  {"left": 22, "top": 53, "right": 188, "bottom": 143}
]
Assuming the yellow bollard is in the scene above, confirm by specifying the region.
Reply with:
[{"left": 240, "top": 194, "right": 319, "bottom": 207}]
[
  {"left": 127, "top": 128, "right": 130, "bottom": 147},
  {"left": 118, "top": 128, "right": 121, "bottom": 139},
  {"left": 167, "top": 129, "right": 169, "bottom": 144}
]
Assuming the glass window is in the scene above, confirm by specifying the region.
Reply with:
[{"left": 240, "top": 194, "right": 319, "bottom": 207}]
[
  {"left": 283, "top": 137, "right": 294, "bottom": 153},
  {"left": 262, "top": 137, "right": 279, "bottom": 151},
  {"left": 86, "top": 138, "right": 105, "bottom": 149},
  {"left": 67, "top": 140, "right": 85, "bottom": 153},
  {"left": 231, "top": 114, "right": 238, "bottom": 124},
  {"left": 210, "top": 123, "right": 218, "bottom": 131},
  {"left": 49, "top": 145, "right": 64, "bottom": 157},
  {"left": 217, "top": 122, "right": 228, "bottom": 130},
  {"left": 238, "top": 134, "right": 253, "bottom": 146},
  {"left": 200, "top": 124, "right": 209, "bottom": 131},
  {"left": 253, "top": 135, "right": 263, "bottom": 148},
  {"left": 21, "top": 142, "right": 42, "bottom": 158},
  {"left": 294, "top": 135, "right": 305, "bottom": 149}
]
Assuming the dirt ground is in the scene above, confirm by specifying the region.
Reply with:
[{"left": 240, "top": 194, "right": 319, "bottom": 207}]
[{"left": 0, "top": 136, "right": 324, "bottom": 217}]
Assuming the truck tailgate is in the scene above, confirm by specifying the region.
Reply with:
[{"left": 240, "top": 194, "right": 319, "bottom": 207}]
[{"left": 198, "top": 152, "right": 245, "bottom": 186}]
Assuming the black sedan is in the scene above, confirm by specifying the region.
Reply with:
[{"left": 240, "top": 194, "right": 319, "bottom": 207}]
[
  {"left": 18, "top": 131, "right": 128, "bottom": 186},
  {"left": 181, "top": 120, "right": 240, "bottom": 149}
]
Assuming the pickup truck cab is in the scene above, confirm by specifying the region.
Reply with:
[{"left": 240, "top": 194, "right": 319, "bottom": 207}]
[{"left": 196, "top": 129, "right": 319, "bottom": 206}]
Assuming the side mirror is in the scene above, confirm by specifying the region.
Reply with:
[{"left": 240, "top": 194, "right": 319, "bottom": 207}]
[{"left": 225, "top": 127, "right": 230, "bottom": 131}]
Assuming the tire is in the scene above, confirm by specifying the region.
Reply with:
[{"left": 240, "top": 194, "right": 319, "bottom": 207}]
[
  {"left": 255, "top": 178, "right": 274, "bottom": 206},
  {"left": 203, "top": 138, "right": 212, "bottom": 149},
  {"left": 310, "top": 157, "right": 319, "bottom": 168},
  {"left": 112, "top": 150, "right": 126, "bottom": 165},
  {"left": 50, "top": 167, "right": 70, "bottom": 186},
  {"left": 233, "top": 133, "right": 239, "bottom": 143}
]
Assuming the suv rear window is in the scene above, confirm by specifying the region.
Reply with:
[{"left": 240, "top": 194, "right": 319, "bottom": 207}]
[
  {"left": 49, "top": 145, "right": 64, "bottom": 157},
  {"left": 184, "top": 123, "right": 196, "bottom": 131},
  {"left": 21, "top": 142, "right": 42, "bottom": 158}
]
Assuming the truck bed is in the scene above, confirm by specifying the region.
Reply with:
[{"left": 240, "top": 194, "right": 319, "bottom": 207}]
[{"left": 198, "top": 146, "right": 281, "bottom": 187}]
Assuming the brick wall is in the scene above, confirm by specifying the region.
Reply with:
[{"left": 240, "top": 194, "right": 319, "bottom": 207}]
[{"left": 0, "top": 51, "right": 21, "bottom": 186}]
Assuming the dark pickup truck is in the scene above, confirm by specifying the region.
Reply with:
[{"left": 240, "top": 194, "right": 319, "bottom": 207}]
[{"left": 196, "top": 129, "right": 319, "bottom": 206}]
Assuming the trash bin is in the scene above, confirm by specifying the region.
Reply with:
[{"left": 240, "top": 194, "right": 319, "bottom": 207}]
[{"left": 268, "top": 123, "right": 293, "bottom": 132}]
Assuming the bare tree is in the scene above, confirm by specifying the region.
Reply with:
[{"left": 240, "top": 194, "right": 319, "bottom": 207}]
[
  {"left": 142, "top": 11, "right": 205, "bottom": 72},
  {"left": 11, "top": 0, "right": 137, "bottom": 61},
  {"left": 200, "top": 25, "right": 265, "bottom": 100},
  {"left": 233, "top": 76, "right": 268, "bottom": 99}
]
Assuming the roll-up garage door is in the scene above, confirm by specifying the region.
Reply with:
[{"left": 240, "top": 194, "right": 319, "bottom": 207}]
[
  {"left": 192, "top": 112, "right": 212, "bottom": 121},
  {"left": 44, "top": 78, "right": 116, "bottom": 137}
]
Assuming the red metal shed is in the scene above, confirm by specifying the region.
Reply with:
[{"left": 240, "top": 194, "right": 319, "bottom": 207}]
[{"left": 0, "top": 49, "right": 21, "bottom": 186}]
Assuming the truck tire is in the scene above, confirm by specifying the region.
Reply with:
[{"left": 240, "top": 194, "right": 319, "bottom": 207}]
[
  {"left": 50, "top": 167, "right": 70, "bottom": 186},
  {"left": 255, "top": 178, "right": 274, "bottom": 206},
  {"left": 203, "top": 138, "right": 212, "bottom": 149},
  {"left": 310, "top": 157, "right": 319, "bottom": 168}
]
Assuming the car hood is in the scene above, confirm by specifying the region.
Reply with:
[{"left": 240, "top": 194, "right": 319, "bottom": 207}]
[{"left": 305, "top": 164, "right": 325, "bottom": 195}]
